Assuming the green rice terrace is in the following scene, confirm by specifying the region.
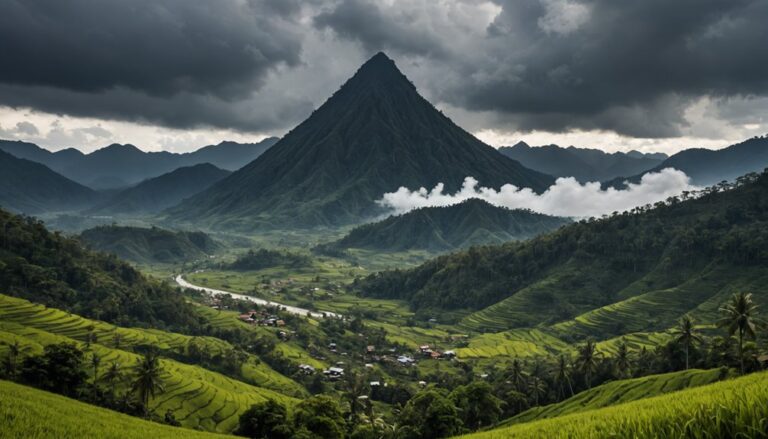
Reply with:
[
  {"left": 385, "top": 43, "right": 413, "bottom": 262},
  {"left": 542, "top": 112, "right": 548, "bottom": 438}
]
[
  {"left": 461, "top": 369, "right": 768, "bottom": 439},
  {"left": 0, "top": 380, "right": 234, "bottom": 439}
]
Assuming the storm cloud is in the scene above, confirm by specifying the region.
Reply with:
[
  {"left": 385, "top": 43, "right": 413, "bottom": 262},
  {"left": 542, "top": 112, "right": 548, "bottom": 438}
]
[{"left": 0, "top": 0, "right": 767, "bottom": 140}]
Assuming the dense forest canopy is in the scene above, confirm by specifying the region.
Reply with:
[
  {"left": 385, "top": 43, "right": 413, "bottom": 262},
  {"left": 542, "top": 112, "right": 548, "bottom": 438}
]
[{"left": 0, "top": 209, "right": 202, "bottom": 331}]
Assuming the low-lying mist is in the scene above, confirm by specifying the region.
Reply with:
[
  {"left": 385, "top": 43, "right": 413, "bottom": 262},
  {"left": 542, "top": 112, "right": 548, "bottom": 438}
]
[{"left": 378, "top": 168, "right": 697, "bottom": 218}]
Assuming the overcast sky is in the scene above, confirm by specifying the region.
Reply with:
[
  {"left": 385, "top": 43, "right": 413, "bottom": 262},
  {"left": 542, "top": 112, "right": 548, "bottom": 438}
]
[{"left": 0, "top": 0, "right": 766, "bottom": 153}]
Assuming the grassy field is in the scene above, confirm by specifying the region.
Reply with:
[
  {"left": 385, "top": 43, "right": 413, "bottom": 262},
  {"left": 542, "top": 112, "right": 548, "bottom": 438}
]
[
  {"left": 0, "top": 380, "right": 235, "bottom": 439},
  {"left": 0, "top": 296, "right": 300, "bottom": 433},
  {"left": 456, "top": 329, "right": 569, "bottom": 359},
  {"left": 459, "top": 369, "right": 768, "bottom": 439},
  {"left": 503, "top": 369, "right": 725, "bottom": 426}
]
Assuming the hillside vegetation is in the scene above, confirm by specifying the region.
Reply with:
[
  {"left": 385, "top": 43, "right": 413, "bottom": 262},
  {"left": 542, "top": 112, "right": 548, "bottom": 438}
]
[
  {"left": 502, "top": 368, "right": 724, "bottom": 427},
  {"left": 0, "top": 208, "right": 202, "bottom": 331},
  {"left": 459, "top": 369, "right": 768, "bottom": 439},
  {"left": 317, "top": 199, "right": 570, "bottom": 253},
  {"left": 0, "top": 380, "right": 234, "bottom": 439},
  {"left": 79, "top": 225, "right": 220, "bottom": 264},
  {"left": 0, "top": 295, "right": 300, "bottom": 433},
  {"left": 356, "top": 170, "right": 768, "bottom": 335}
]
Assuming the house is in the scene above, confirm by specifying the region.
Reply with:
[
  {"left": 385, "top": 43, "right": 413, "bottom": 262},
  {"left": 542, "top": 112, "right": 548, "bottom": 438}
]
[
  {"left": 430, "top": 351, "right": 442, "bottom": 360},
  {"left": 323, "top": 367, "right": 345, "bottom": 380},
  {"left": 366, "top": 345, "right": 375, "bottom": 353},
  {"left": 370, "top": 381, "right": 381, "bottom": 387},
  {"left": 238, "top": 314, "right": 254, "bottom": 323},
  {"left": 298, "top": 364, "right": 316, "bottom": 375},
  {"left": 397, "top": 355, "right": 415, "bottom": 366},
  {"left": 442, "top": 350, "right": 456, "bottom": 359}
]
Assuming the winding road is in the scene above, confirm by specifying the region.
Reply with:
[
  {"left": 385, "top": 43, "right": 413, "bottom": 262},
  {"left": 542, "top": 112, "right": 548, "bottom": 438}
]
[{"left": 175, "top": 274, "right": 341, "bottom": 319}]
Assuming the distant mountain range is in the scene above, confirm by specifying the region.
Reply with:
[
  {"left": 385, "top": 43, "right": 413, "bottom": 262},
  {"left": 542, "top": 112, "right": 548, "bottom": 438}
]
[
  {"left": 606, "top": 136, "right": 768, "bottom": 188},
  {"left": 316, "top": 199, "right": 570, "bottom": 253},
  {"left": 0, "top": 137, "right": 277, "bottom": 189},
  {"left": 88, "top": 163, "right": 231, "bottom": 215},
  {"left": 498, "top": 142, "right": 667, "bottom": 183},
  {"left": 166, "top": 52, "right": 554, "bottom": 230},
  {"left": 0, "top": 150, "right": 99, "bottom": 213},
  {"left": 79, "top": 225, "right": 220, "bottom": 264}
]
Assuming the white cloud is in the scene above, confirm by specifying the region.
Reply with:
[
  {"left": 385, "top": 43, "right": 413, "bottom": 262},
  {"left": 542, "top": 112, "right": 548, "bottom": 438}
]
[
  {"left": 537, "top": 0, "right": 590, "bottom": 35},
  {"left": 378, "top": 168, "right": 697, "bottom": 218}
]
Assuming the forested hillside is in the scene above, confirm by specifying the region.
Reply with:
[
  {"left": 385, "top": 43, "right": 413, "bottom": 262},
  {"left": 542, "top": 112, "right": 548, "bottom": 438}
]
[
  {"left": 0, "top": 208, "right": 202, "bottom": 331},
  {"left": 79, "top": 225, "right": 220, "bottom": 264},
  {"left": 318, "top": 199, "right": 570, "bottom": 253},
  {"left": 355, "top": 170, "right": 768, "bottom": 329}
]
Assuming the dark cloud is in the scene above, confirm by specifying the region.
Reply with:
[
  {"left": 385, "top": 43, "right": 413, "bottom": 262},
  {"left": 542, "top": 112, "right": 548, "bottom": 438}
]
[
  {"left": 446, "top": 0, "right": 768, "bottom": 136},
  {"left": 0, "top": 0, "right": 766, "bottom": 139},
  {"left": 0, "top": 0, "right": 302, "bottom": 99},
  {"left": 313, "top": 0, "right": 449, "bottom": 58}
]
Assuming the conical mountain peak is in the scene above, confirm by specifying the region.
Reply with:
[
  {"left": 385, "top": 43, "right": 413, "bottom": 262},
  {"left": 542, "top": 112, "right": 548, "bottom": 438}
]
[
  {"left": 342, "top": 51, "right": 413, "bottom": 92},
  {"left": 168, "top": 54, "right": 554, "bottom": 230}
]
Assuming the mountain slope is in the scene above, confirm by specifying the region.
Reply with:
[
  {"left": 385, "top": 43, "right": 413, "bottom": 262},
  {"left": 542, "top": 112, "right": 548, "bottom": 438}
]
[
  {"left": 0, "top": 138, "right": 277, "bottom": 189},
  {"left": 0, "top": 207, "right": 202, "bottom": 330},
  {"left": 79, "top": 225, "right": 220, "bottom": 264},
  {"left": 317, "top": 199, "right": 570, "bottom": 253},
  {"left": 89, "top": 163, "right": 230, "bottom": 215},
  {"left": 498, "top": 142, "right": 665, "bottom": 182},
  {"left": 355, "top": 169, "right": 768, "bottom": 333},
  {"left": 0, "top": 380, "right": 233, "bottom": 439},
  {"left": 167, "top": 52, "right": 554, "bottom": 230},
  {"left": 0, "top": 139, "right": 84, "bottom": 173},
  {"left": 0, "top": 149, "right": 99, "bottom": 213},
  {"left": 606, "top": 136, "right": 768, "bottom": 188},
  {"left": 460, "top": 370, "right": 768, "bottom": 439}
]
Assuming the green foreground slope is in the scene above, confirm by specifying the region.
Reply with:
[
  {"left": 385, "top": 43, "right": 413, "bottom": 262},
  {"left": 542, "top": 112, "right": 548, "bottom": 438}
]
[
  {"left": 459, "top": 369, "right": 768, "bottom": 439},
  {"left": 0, "top": 295, "right": 300, "bottom": 433},
  {"left": 503, "top": 369, "right": 724, "bottom": 426},
  {"left": 0, "top": 380, "right": 234, "bottom": 439}
]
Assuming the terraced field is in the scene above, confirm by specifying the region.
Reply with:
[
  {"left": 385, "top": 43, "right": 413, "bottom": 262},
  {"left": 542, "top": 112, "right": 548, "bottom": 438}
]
[
  {"left": 0, "top": 294, "right": 305, "bottom": 396},
  {"left": 456, "top": 329, "right": 569, "bottom": 359},
  {"left": 460, "top": 369, "right": 768, "bottom": 439},
  {"left": 0, "top": 297, "right": 300, "bottom": 433},
  {"left": 0, "top": 380, "right": 235, "bottom": 439},
  {"left": 502, "top": 369, "right": 725, "bottom": 426}
]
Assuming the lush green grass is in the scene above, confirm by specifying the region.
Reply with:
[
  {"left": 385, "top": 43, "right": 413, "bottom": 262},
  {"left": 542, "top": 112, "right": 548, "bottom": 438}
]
[
  {"left": 0, "top": 294, "right": 304, "bottom": 397},
  {"left": 0, "top": 380, "right": 235, "bottom": 439},
  {"left": 459, "top": 369, "right": 768, "bottom": 439},
  {"left": 503, "top": 369, "right": 725, "bottom": 426},
  {"left": 0, "top": 295, "right": 300, "bottom": 433},
  {"left": 456, "top": 329, "right": 569, "bottom": 359}
]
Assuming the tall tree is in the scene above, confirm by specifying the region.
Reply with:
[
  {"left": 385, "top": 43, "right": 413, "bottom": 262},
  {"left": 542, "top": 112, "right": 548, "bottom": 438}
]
[
  {"left": 614, "top": 339, "right": 632, "bottom": 378},
  {"left": 576, "top": 340, "right": 600, "bottom": 389},
  {"left": 449, "top": 381, "right": 503, "bottom": 430},
  {"left": 131, "top": 352, "right": 165, "bottom": 414},
  {"left": 235, "top": 399, "right": 292, "bottom": 439},
  {"left": 506, "top": 358, "right": 527, "bottom": 393},
  {"left": 718, "top": 292, "right": 761, "bottom": 374},
  {"left": 91, "top": 352, "right": 101, "bottom": 383},
  {"left": 674, "top": 315, "right": 703, "bottom": 370},
  {"left": 3, "top": 340, "right": 21, "bottom": 378},
  {"left": 552, "top": 354, "right": 574, "bottom": 399}
]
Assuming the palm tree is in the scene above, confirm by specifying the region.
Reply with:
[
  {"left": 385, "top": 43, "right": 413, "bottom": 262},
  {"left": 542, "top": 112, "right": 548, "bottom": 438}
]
[
  {"left": 576, "top": 340, "right": 600, "bottom": 389},
  {"left": 103, "top": 361, "right": 122, "bottom": 400},
  {"left": 343, "top": 371, "right": 368, "bottom": 424},
  {"left": 91, "top": 352, "right": 101, "bottom": 383},
  {"left": 506, "top": 358, "right": 527, "bottom": 393},
  {"left": 674, "top": 315, "right": 703, "bottom": 370},
  {"left": 718, "top": 293, "right": 760, "bottom": 374},
  {"left": 613, "top": 339, "right": 632, "bottom": 378},
  {"left": 527, "top": 375, "right": 547, "bottom": 406},
  {"left": 4, "top": 340, "right": 21, "bottom": 378},
  {"left": 131, "top": 352, "right": 165, "bottom": 414},
  {"left": 552, "top": 354, "right": 574, "bottom": 399}
]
